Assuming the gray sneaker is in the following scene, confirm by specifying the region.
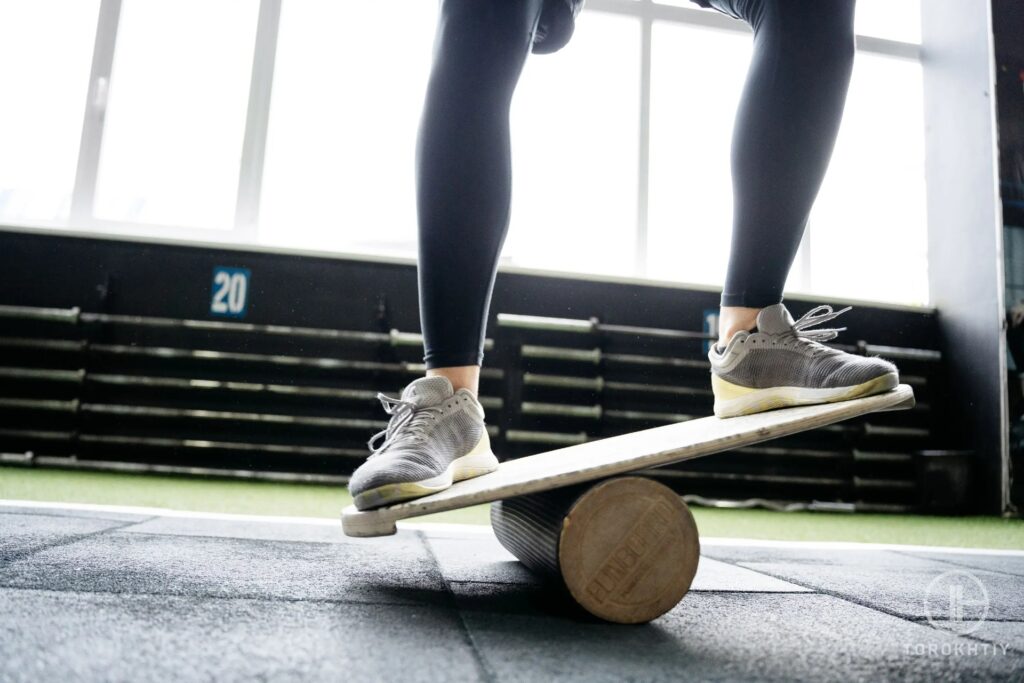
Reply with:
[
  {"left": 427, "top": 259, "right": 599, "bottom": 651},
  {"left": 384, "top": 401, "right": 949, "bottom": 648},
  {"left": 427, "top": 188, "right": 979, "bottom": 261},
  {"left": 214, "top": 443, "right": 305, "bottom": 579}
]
[
  {"left": 349, "top": 376, "right": 498, "bottom": 511},
  {"left": 708, "top": 303, "right": 899, "bottom": 418}
]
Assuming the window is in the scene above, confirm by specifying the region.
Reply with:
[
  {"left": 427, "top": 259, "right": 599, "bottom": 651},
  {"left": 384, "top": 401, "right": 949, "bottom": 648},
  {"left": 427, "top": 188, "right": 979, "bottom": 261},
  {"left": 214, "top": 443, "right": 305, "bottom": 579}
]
[
  {"left": 503, "top": 11, "right": 641, "bottom": 277},
  {"left": 807, "top": 54, "right": 927, "bottom": 305},
  {"left": 0, "top": 1, "right": 100, "bottom": 223},
  {"left": 855, "top": 0, "right": 921, "bottom": 44},
  {"left": 0, "top": 0, "right": 932, "bottom": 307},
  {"left": 93, "top": 0, "right": 258, "bottom": 229},
  {"left": 259, "top": 0, "right": 436, "bottom": 257},
  {"left": 646, "top": 11, "right": 928, "bottom": 306},
  {"left": 647, "top": 20, "right": 753, "bottom": 289}
]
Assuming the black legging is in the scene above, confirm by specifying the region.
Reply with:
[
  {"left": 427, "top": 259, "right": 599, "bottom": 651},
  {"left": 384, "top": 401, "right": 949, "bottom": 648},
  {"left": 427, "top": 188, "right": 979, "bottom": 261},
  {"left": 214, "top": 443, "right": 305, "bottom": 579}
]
[{"left": 417, "top": 0, "right": 857, "bottom": 369}]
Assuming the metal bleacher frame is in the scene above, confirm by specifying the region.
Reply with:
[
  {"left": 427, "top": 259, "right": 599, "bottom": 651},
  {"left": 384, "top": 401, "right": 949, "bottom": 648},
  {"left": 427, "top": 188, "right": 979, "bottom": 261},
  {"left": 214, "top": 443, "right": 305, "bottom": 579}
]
[
  {"left": 0, "top": 299, "right": 947, "bottom": 512},
  {"left": 0, "top": 303, "right": 502, "bottom": 483}
]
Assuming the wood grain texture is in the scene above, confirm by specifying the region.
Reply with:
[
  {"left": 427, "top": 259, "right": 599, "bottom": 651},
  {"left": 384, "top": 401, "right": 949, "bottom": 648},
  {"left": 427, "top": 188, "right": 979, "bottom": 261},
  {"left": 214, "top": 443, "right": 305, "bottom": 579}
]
[
  {"left": 341, "top": 384, "right": 915, "bottom": 537},
  {"left": 559, "top": 478, "right": 699, "bottom": 624}
]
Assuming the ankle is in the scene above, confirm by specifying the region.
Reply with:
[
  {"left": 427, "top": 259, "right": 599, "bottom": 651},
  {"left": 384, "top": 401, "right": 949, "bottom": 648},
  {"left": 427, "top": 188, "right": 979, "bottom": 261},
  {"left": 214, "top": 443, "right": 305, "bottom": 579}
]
[
  {"left": 717, "top": 306, "right": 761, "bottom": 348},
  {"left": 718, "top": 326, "right": 756, "bottom": 348},
  {"left": 426, "top": 366, "right": 480, "bottom": 397}
]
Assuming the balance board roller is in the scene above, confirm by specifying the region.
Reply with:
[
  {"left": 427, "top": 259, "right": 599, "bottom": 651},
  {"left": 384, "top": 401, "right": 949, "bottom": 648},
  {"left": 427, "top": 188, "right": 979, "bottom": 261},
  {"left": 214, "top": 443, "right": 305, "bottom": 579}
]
[{"left": 342, "top": 385, "right": 915, "bottom": 622}]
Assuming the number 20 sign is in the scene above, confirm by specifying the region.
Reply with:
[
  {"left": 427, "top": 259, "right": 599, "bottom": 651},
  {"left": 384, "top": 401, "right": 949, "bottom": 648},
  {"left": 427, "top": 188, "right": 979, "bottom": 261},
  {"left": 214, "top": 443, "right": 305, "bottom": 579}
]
[{"left": 211, "top": 267, "right": 250, "bottom": 318}]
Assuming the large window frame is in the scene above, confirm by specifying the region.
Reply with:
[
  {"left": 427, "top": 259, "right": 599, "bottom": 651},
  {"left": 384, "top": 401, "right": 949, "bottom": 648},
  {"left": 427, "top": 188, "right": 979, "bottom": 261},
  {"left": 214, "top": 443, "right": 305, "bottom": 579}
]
[{"left": 22, "top": 0, "right": 924, "bottom": 283}]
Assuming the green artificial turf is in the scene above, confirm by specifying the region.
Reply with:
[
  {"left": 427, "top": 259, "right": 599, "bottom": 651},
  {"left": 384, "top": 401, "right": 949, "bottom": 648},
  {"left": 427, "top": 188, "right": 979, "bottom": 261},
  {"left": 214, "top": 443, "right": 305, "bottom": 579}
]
[
  {"left": 2, "top": 466, "right": 1023, "bottom": 549},
  {"left": 0, "top": 467, "right": 488, "bottom": 525}
]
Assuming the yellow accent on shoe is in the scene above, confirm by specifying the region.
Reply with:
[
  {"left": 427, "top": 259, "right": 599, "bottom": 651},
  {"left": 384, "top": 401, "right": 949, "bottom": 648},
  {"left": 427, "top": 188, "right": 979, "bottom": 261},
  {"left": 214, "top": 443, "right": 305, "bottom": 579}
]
[
  {"left": 710, "top": 373, "right": 759, "bottom": 400},
  {"left": 352, "top": 433, "right": 498, "bottom": 510},
  {"left": 711, "top": 372, "right": 899, "bottom": 418}
]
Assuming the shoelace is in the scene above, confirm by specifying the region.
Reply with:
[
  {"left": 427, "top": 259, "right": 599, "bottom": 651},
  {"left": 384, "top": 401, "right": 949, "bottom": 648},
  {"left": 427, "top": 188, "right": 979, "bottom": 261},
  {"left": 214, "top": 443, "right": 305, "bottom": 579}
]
[
  {"left": 786, "top": 304, "right": 852, "bottom": 353},
  {"left": 366, "top": 393, "right": 439, "bottom": 458}
]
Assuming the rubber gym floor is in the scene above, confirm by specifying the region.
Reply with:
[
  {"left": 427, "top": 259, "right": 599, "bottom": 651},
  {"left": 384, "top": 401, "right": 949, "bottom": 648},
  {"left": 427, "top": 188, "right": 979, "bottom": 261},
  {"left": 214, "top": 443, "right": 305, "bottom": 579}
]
[{"left": 2, "top": 467, "right": 1023, "bottom": 681}]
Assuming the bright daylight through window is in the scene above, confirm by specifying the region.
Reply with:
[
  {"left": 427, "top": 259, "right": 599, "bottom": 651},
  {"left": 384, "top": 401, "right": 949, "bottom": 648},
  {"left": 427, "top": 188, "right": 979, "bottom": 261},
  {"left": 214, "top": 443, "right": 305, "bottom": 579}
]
[{"left": 0, "top": 0, "right": 927, "bottom": 306}]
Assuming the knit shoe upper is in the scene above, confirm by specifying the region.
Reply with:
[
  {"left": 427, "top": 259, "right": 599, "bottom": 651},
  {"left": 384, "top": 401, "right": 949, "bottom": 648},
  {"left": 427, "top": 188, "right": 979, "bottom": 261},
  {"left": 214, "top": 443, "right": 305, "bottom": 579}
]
[
  {"left": 707, "top": 304, "right": 899, "bottom": 417},
  {"left": 349, "top": 376, "right": 495, "bottom": 509}
]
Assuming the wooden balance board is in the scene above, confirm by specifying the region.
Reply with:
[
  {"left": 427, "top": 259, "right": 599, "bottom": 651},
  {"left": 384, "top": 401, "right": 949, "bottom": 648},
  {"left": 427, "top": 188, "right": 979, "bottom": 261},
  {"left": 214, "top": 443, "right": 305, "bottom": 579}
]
[{"left": 342, "top": 384, "right": 915, "bottom": 623}]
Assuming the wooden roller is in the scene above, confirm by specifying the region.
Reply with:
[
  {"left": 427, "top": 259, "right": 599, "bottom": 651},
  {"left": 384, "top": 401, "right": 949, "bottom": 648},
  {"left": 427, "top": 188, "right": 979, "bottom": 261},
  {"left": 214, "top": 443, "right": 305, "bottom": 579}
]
[{"left": 491, "top": 476, "right": 700, "bottom": 624}]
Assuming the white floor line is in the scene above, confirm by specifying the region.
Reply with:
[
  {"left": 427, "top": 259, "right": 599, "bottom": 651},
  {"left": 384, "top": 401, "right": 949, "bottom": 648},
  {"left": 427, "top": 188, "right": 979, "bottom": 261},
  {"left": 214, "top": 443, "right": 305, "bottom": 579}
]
[
  {"left": 0, "top": 499, "right": 339, "bottom": 526},
  {"left": 697, "top": 536, "right": 1024, "bottom": 557},
  {"left": 1, "top": 498, "right": 1021, "bottom": 556}
]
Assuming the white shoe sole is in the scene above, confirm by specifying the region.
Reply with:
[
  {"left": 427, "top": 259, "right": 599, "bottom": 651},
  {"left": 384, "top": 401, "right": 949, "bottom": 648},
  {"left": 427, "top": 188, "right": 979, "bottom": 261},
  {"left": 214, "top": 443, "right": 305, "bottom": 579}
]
[
  {"left": 352, "top": 439, "right": 499, "bottom": 511},
  {"left": 712, "top": 371, "right": 899, "bottom": 419}
]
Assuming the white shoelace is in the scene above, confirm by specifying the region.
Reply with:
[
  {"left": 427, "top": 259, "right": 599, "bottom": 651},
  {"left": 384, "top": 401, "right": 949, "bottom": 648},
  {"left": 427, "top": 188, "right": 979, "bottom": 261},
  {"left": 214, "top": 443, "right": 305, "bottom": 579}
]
[
  {"left": 786, "top": 304, "right": 852, "bottom": 355},
  {"left": 366, "top": 393, "right": 439, "bottom": 457}
]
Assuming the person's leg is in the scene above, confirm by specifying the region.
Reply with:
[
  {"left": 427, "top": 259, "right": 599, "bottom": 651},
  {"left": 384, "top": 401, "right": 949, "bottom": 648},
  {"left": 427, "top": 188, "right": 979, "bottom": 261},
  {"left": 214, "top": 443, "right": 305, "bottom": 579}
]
[
  {"left": 715, "top": 0, "right": 857, "bottom": 348},
  {"left": 349, "top": 0, "right": 543, "bottom": 509},
  {"left": 706, "top": 0, "right": 898, "bottom": 417},
  {"left": 418, "top": 0, "right": 545, "bottom": 395}
]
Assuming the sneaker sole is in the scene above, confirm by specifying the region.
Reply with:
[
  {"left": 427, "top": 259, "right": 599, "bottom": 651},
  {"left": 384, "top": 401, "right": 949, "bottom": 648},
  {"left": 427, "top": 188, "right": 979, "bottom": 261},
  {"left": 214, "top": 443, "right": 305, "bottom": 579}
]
[
  {"left": 711, "top": 371, "right": 899, "bottom": 419},
  {"left": 352, "top": 440, "right": 499, "bottom": 511}
]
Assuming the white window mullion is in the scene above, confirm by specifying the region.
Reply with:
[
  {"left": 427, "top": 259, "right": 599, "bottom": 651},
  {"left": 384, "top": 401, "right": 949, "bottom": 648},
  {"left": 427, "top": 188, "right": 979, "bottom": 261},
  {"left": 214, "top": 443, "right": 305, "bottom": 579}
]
[
  {"left": 234, "top": 0, "right": 282, "bottom": 241},
  {"left": 634, "top": 2, "right": 654, "bottom": 277},
  {"left": 70, "top": 0, "right": 121, "bottom": 225}
]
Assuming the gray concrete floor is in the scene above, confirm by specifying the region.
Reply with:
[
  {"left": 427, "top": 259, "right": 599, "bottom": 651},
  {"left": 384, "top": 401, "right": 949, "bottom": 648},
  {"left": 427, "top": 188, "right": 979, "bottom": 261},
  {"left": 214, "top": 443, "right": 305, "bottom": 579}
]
[{"left": 1, "top": 503, "right": 1023, "bottom": 682}]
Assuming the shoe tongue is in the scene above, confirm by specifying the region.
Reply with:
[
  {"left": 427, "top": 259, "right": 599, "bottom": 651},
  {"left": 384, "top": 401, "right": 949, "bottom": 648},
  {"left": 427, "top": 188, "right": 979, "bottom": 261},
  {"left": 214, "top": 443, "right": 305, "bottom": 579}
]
[
  {"left": 400, "top": 376, "right": 454, "bottom": 407},
  {"left": 756, "top": 303, "right": 796, "bottom": 335}
]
